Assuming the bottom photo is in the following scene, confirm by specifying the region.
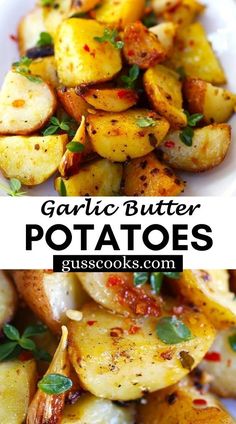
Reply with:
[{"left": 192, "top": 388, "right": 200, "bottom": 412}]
[{"left": 1, "top": 270, "right": 236, "bottom": 424}]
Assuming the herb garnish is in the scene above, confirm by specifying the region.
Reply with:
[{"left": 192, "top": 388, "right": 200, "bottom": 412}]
[
  {"left": 12, "top": 56, "right": 42, "bottom": 83},
  {"left": 143, "top": 11, "right": 158, "bottom": 28},
  {"left": 137, "top": 117, "right": 156, "bottom": 128},
  {"left": 38, "top": 373, "right": 73, "bottom": 395},
  {"left": 228, "top": 333, "right": 236, "bottom": 352},
  {"left": 134, "top": 272, "right": 180, "bottom": 294},
  {"left": 41, "top": 0, "right": 55, "bottom": 6},
  {"left": 120, "top": 65, "right": 140, "bottom": 89},
  {"left": 36, "top": 32, "right": 53, "bottom": 47},
  {"left": 66, "top": 141, "right": 85, "bottom": 153},
  {"left": 59, "top": 179, "right": 67, "bottom": 197},
  {"left": 43, "top": 116, "right": 75, "bottom": 136},
  {"left": 0, "top": 178, "right": 26, "bottom": 197},
  {"left": 176, "top": 66, "right": 186, "bottom": 80},
  {"left": 156, "top": 316, "right": 192, "bottom": 345},
  {"left": 94, "top": 28, "right": 124, "bottom": 49},
  {"left": 0, "top": 324, "right": 51, "bottom": 362},
  {"left": 179, "top": 111, "right": 203, "bottom": 147}
]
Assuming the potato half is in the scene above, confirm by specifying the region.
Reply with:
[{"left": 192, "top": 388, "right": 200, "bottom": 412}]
[
  {"left": 29, "top": 57, "right": 59, "bottom": 88},
  {"left": 149, "top": 23, "right": 177, "bottom": 57},
  {"left": 79, "top": 87, "right": 138, "bottom": 113},
  {"left": 94, "top": 0, "right": 145, "bottom": 29},
  {"left": 68, "top": 302, "right": 215, "bottom": 401},
  {"left": 162, "top": 0, "right": 205, "bottom": 27},
  {"left": 18, "top": 8, "right": 45, "bottom": 55},
  {"left": 0, "top": 271, "right": 17, "bottom": 329},
  {"left": 0, "top": 71, "right": 56, "bottom": 135}
]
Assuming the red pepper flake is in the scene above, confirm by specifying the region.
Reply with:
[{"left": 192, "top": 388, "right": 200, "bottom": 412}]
[
  {"left": 161, "top": 350, "right": 173, "bottom": 360},
  {"left": 110, "top": 327, "right": 124, "bottom": 337},
  {"left": 127, "top": 50, "right": 135, "bottom": 56},
  {"left": 87, "top": 320, "right": 97, "bottom": 326},
  {"left": 19, "top": 351, "right": 34, "bottom": 362},
  {"left": 189, "top": 40, "right": 195, "bottom": 47},
  {"left": 204, "top": 351, "right": 221, "bottom": 362},
  {"left": 193, "top": 399, "right": 207, "bottom": 406},
  {"left": 107, "top": 275, "right": 124, "bottom": 287},
  {"left": 44, "top": 269, "right": 53, "bottom": 273},
  {"left": 227, "top": 359, "right": 232, "bottom": 367},
  {"left": 129, "top": 325, "right": 140, "bottom": 335},
  {"left": 172, "top": 306, "right": 184, "bottom": 315},
  {"left": 117, "top": 90, "right": 129, "bottom": 99},
  {"left": 164, "top": 140, "right": 175, "bottom": 148},
  {"left": 83, "top": 44, "right": 90, "bottom": 52},
  {"left": 10, "top": 34, "right": 18, "bottom": 42}
]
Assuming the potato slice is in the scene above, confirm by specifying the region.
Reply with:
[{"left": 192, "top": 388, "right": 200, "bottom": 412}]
[
  {"left": 174, "top": 270, "right": 236, "bottom": 329},
  {"left": 87, "top": 109, "right": 170, "bottom": 162},
  {"left": 183, "top": 78, "right": 236, "bottom": 124},
  {"left": 0, "top": 134, "right": 67, "bottom": 186},
  {"left": 152, "top": 0, "right": 181, "bottom": 15},
  {"left": 123, "top": 152, "right": 185, "bottom": 196},
  {"left": 168, "top": 23, "right": 226, "bottom": 84},
  {"left": 68, "top": 302, "right": 215, "bottom": 401},
  {"left": 13, "top": 271, "right": 87, "bottom": 333},
  {"left": 137, "top": 377, "right": 235, "bottom": 424},
  {"left": 55, "top": 158, "right": 123, "bottom": 196},
  {"left": 29, "top": 57, "right": 59, "bottom": 88},
  {"left": 62, "top": 394, "right": 136, "bottom": 424},
  {"left": 94, "top": 0, "right": 145, "bottom": 29},
  {"left": 0, "top": 70, "right": 56, "bottom": 135},
  {"left": 162, "top": 0, "right": 205, "bottom": 27},
  {"left": 55, "top": 18, "right": 122, "bottom": 86},
  {"left": 123, "top": 22, "right": 166, "bottom": 69},
  {"left": 0, "top": 271, "right": 17, "bottom": 329},
  {"left": 57, "top": 88, "right": 90, "bottom": 122},
  {"left": 18, "top": 8, "right": 45, "bottom": 55},
  {"left": 143, "top": 65, "right": 187, "bottom": 129},
  {"left": 79, "top": 87, "right": 138, "bottom": 112},
  {"left": 0, "top": 360, "right": 37, "bottom": 424},
  {"left": 160, "top": 124, "right": 231, "bottom": 172},
  {"left": 149, "top": 23, "right": 177, "bottom": 56}
]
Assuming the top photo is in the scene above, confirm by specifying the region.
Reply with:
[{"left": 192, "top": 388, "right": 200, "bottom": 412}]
[{"left": 0, "top": 0, "right": 235, "bottom": 197}]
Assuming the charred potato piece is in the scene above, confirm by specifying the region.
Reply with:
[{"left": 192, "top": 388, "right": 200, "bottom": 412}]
[
  {"left": 0, "top": 71, "right": 56, "bottom": 135},
  {"left": 57, "top": 88, "right": 90, "bottom": 122},
  {"left": 79, "top": 87, "right": 138, "bottom": 112},
  {"left": 94, "top": 0, "right": 145, "bottom": 29},
  {"left": 183, "top": 78, "right": 236, "bottom": 124},
  {"left": 0, "top": 134, "right": 67, "bottom": 186},
  {"left": 18, "top": 8, "right": 45, "bottom": 55},
  {"left": 87, "top": 109, "right": 170, "bottom": 162},
  {"left": 123, "top": 22, "right": 166, "bottom": 69},
  {"left": 55, "top": 158, "right": 123, "bottom": 196},
  {"left": 149, "top": 23, "right": 177, "bottom": 57},
  {"left": 144, "top": 65, "right": 187, "bottom": 129},
  {"left": 162, "top": 0, "right": 205, "bottom": 27},
  {"left": 29, "top": 57, "right": 59, "bottom": 88},
  {"left": 151, "top": 0, "right": 181, "bottom": 15},
  {"left": 123, "top": 152, "right": 185, "bottom": 196},
  {"left": 160, "top": 124, "right": 231, "bottom": 172},
  {"left": 0, "top": 271, "right": 17, "bottom": 329},
  {"left": 55, "top": 19, "right": 122, "bottom": 86}
]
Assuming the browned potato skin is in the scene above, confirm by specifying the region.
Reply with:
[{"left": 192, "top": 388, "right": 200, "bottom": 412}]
[
  {"left": 79, "top": 87, "right": 138, "bottom": 112},
  {"left": 57, "top": 88, "right": 90, "bottom": 122},
  {"left": 123, "top": 22, "right": 166, "bottom": 69},
  {"left": 162, "top": 0, "right": 205, "bottom": 27},
  {"left": 123, "top": 152, "right": 185, "bottom": 196}
]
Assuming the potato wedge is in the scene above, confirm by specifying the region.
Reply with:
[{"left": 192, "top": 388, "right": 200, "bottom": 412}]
[
  {"left": 55, "top": 158, "right": 123, "bottom": 196},
  {"left": 70, "top": 0, "right": 101, "bottom": 13},
  {"left": 160, "top": 124, "right": 231, "bottom": 172},
  {"left": 143, "top": 65, "right": 187, "bottom": 129},
  {"left": 13, "top": 271, "right": 87, "bottom": 333},
  {"left": 0, "top": 360, "right": 37, "bottom": 424},
  {"left": 94, "top": 0, "right": 145, "bottom": 29},
  {"left": 62, "top": 394, "right": 136, "bottom": 424},
  {"left": 0, "top": 134, "right": 67, "bottom": 186},
  {"left": 42, "top": 0, "right": 71, "bottom": 40},
  {"left": 123, "top": 152, "right": 185, "bottom": 196},
  {"left": 149, "top": 23, "right": 177, "bottom": 56},
  {"left": 137, "top": 377, "right": 235, "bottom": 424},
  {"left": 29, "top": 57, "right": 59, "bottom": 88},
  {"left": 200, "top": 328, "right": 236, "bottom": 398},
  {"left": 123, "top": 22, "right": 166, "bottom": 69},
  {"left": 55, "top": 18, "right": 122, "bottom": 86},
  {"left": 18, "top": 8, "right": 45, "bottom": 55},
  {"left": 79, "top": 87, "right": 138, "bottom": 112},
  {"left": 152, "top": 0, "right": 181, "bottom": 15},
  {"left": 57, "top": 88, "right": 90, "bottom": 122},
  {"left": 68, "top": 302, "right": 215, "bottom": 401},
  {"left": 168, "top": 23, "right": 226, "bottom": 84},
  {"left": 0, "top": 271, "right": 17, "bottom": 329},
  {"left": 87, "top": 109, "right": 170, "bottom": 162},
  {"left": 174, "top": 270, "right": 236, "bottom": 329},
  {"left": 0, "top": 70, "right": 56, "bottom": 135},
  {"left": 162, "top": 0, "right": 205, "bottom": 27},
  {"left": 183, "top": 78, "right": 236, "bottom": 124}
]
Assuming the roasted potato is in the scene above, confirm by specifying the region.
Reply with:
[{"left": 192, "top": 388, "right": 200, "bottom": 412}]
[
  {"left": 0, "top": 271, "right": 17, "bottom": 329},
  {"left": 42, "top": 0, "right": 71, "bottom": 39},
  {"left": 68, "top": 302, "right": 215, "bottom": 401},
  {"left": 18, "top": 8, "right": 45, "bottom": 55},
  {"left": 152, "top": 0, "right": 181, "bottom": 15},
  {"left": 29, "top": 57, "right": 59, "bottom": 88},
  {"left": 149, "top": 23, "right": 177, "bottom": 56},
  {"left": 162, "top": 0, "right": 205, "bottom": 27},
  {"left": 87, "top": 109, "right": 170, "bottom": 162},
  {"left": 70, "top": 0, "right": 101, "bottom": 13},
  {"left": 55, "top": 18, "right": 122, "bottom": 86},
  {"left": 0, "top": 70, "right": 56, "bottom": 135},
  {"left": 13, "top": 271, "right": 87, "bottom": 333},
  {"left": 79, "top": 87, "right": 138, "bottom": 112},
  {"left": 0, "top": 360, "right": 37, "bottom": 424},
  {"left": 144, "top": 65, "right": 187, "bottom": 129},
  {"left": 55, "top": 158, "right": 123, "bottom": 196},
  {"left": 57, "top": 88, "right": 90, "bottom": 122},
  {"left": 123, "top": 22, "right": 166, "bottom": 69},
  {"left": 183, "top": 78, "right": 236, "bottom": 124},
  {"left": 160, "top": 124, "right": 231, "bottom": 172},
  {"left": 0, "top": 134, "right": 67, "bottom": 186},
  {"left": 123, "top": 152, "right": 185, "bottom": 196},
  {"left": 94, "top": 0, "right": 145, "bottom": 28}
]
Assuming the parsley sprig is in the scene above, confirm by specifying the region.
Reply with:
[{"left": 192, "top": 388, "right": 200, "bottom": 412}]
[
  {"left": 0, "top": 178, "right": 26, "bottom": 197},
  {"left": 143, "top": 11, "right": 158, "bottom": 28},
  {"left": 59, "top": 179, "right": 67, "bottom": 197},
  {"left": 66, "top": 141, "right": 84, "bottom": 153},
  {"left": 156, "top": 316, "right": 192, "bottom": 345},
  {"left": 180, "top": 111, "right": 204, "bottom": 147},
  {"left": 12, "top": 56, "right": 42, "bottom": 83},
  {"left": 121, "top": 65, "right": 140, "bottom": 89},
  {"left": 134, "top": 272, "right": 180, "bottom": 294},
  {"left": 36, "top": 32, "right": 53, "bottom": 47},
  {"left": 38, "top": 373, "right": 73, "bottom": 394},
  {"left": 43, "top": 116, "right": 76, "bottom": 137},
  {"left": 94, "top": 28, "right": 124, "bottom": 49},
  {"left": 0, "top": 324, "right": 51, "bottom": 362},
  {"left": 137, "top": 117, "right": 156, "bottom": 128}
]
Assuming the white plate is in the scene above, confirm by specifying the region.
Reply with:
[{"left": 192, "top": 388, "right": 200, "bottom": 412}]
[{"left": 0, "top": 0, "right": 236, "bottom": 196}]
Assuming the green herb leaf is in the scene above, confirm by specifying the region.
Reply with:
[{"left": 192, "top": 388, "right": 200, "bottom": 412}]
[
  {"left": 176, "top": 66, "right": 186, "bottom": 80},
  {"left": 150, "top": 272, "right": 163, "bottom": 294},
  {"left": 94, "top": 28, "right": 124, "bottom": 49},
  {"left": 3, "top": 324, "right": 20, "bottom": 341},
  {"left": 0, "top": 342, "right": 18, "bottom": 361},
  {"left": 156, "top": 316, "right": 192, "bottom": 345},
  {"left": 137, "top": 117, "right": 156, "bottom": 128},
  {"left": 38, "top": 374, "right": 73, "bottom": 395},
  {"left": 121, "top": 65, "right": 140, "bottom": 89},
  {"left": 19, "top": 338, "right": 36, "bottom": 351},
  {"left": 22, "top": 324, "right": 47, "bottom": 338},
  {"left": 134, "top": 272, "right": 149, "bottom": 286},
  {"left": 41, "top": 0, "right": 55, "bottom": 6},
  {"left": 43, "top": 116, "right": 72, "bottom": 136},
  {"left": 12, "top": 56, "right": 42, "bottom": 83},
  {"left": 179, "top": 350, "right": 194, "bottom": 370},
  {"left": 163, "top": 272, "right": 181, "bottom": 279},
  {"left": 187, "top": 113, "right": 204, "bottom": 127},
  {"left": 179, "top": 126, "right": 194, "bottom": 146},
  {"left": 33, "top": 348, "right": 52, "bottom": 362},
  {"left": 142, "top": 11, "right": 158, "bottom": 28},
  {"left": 59, "top": 179, "right": 67, "bottom": 197},
  {"left": 229, "top": 333, "right": 236, "bottom": 352},
  {"left": 66, "top": 141, "right": 85, "bottom": 153},
  {"left": 37, "top": 32, "right": 53, "bottom": 47}
]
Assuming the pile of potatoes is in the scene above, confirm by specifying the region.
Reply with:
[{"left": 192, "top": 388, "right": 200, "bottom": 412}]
[
  {"left": 0, "top": 0, "right": 235, "bottom": 195},
  {"left": 0, "top": 269, "right": 236, "bottom": 422}
]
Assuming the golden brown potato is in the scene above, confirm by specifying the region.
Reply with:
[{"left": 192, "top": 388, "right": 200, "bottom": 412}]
[
  {"left": 79, "top": 87, "right": 138, "bottom": 112},
  {"left": 0, "top": 134, "right": 67, "bottom": 186},
  {"left": 13, "top": 271, "right": 87, "bottom": 333},
  {"left": 123, "top": 22, "right": 166, "bottom": 69},
  {"left": 18, "top": 8, "right": 45, "bottom": 55},
  {"left": 123, "top": 152, "right": 185, "bottom": 196},
  {"left": 174, "top": 270, "right": 236, "bottom": 329},
  {"left": 87, "top": 109, "right": 170, "bottom": 162},
  {"left": 68, "top": 302, "right": 215, "bottom": 401},
  {"left": 168, "top": 23, "right": 226, "bottom": 84},
  {"left": 149, "top": 23, "right": 177, "bottom": 57},
  {"left": 183, "top": 78, "right": 236, "bottom": 124},
  {"left": 70, "top": 0, "right": 101, "bottom": 13},
  {"left": 29, "top": 57, "right": 59, "bottom": 88},
  {"left": 143, "top": 65, "right": 187, "bottom": 129},
  {"left": 0, "top": 271, "right": 17, "bottom": 329},
  {"left": 160, "top": 124, "right": 231, "bottom": 172},
  {"left": 0, "top": 360, "right": 37, "bottom": 424},
  {"left": 162, "top": 0, "right": 205, "bottom": 27},
  {"left": 42, "top": 0, "right": 71, "bottom": 40},
  {"left": 55, "top": 18, "right": 122, "bottom": 86},
  {"left": 94, "top": 0, "right": 145, "bottom": 29},
  {"left": 0, "top": 71, "right": 56, "bottom": 135},
  {"left": 57, "top": 88, "right": 90, "bottom": 122},
  {"left": 137, "top": 377, "right": 235, "bottom": 424},
  {"left": 152, "top": 0, "right": 181, "bottom": 15}
]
